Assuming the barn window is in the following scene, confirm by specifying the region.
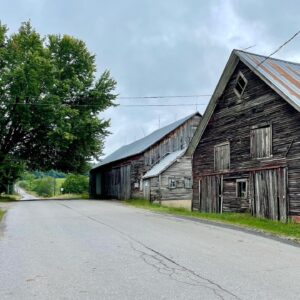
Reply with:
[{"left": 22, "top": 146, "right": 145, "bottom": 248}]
[
  {"left": 139, "top": 179, "right": 143, "bottom": 191},
  {"left": 250, "top": 125, "right": 272, "bottom": 158},
  {"left": 236, "top": 179, "right": 247, "bottom": 198},
  {"left": 214, "top": 142, "right": 230, "bottom": 171},
  {"left": 234, "top": 72, "right": 247, "bottom": 98},
  {"left": 184, "top": 177, "right": 192, "bottom": 189},
  {"left": 190, "top": 125, "right": 198, "bottom": 137},
  {"left": 168, "top": 178, "right": 176, "bottom": 189}
]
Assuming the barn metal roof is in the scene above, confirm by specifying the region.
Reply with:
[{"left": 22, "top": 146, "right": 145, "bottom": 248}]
[
  {"left": 92, "top": 112, "right": 199, "bottom": 170},
  {"left": 236, "top": 50, "right": 300, "bottom": 109},
  {"left": 187, "top": 50, "right": 300, "bottom": 156},
  {"left": 142, "top": 148, "right": 186, "bottom": 179}
]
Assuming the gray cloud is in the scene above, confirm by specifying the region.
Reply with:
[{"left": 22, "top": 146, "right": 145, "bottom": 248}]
[{"left": 2, "top": 0, "right": 300, "bottom": 157}]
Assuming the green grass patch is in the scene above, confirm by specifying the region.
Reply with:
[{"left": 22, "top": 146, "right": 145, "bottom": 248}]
[
  {"left": 0, "top": 194, "right": 21, "bottom": 202},
  {"left": 0, "top": 209, "right": 5, "bottom": 221},
  {"left": 47, "top": 193, "right": 89, "bottom": 200},
  {"left": 55, "top": 178, "right": 65, "bottom": 194},
  {"left": 125, "top": 199, "right": 300, "bottom": 241}
]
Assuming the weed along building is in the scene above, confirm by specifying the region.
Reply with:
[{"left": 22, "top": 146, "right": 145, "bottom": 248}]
[
  {"left": 90, "top": 112, "right": 201, "bottom": 207},
  {"left": 188, "top": 50, "right": 300, "bottom": 222}
]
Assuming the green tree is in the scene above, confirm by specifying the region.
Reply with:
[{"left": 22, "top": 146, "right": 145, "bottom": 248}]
[
  {"left": 32, "top": 177, "right": 54, "bottom": 197},
  {"left": 62, "top": 174, "right": 88, "bottom": 194},
  {"left": 0, "top": 21, "right": 117, "bottom": 192}
]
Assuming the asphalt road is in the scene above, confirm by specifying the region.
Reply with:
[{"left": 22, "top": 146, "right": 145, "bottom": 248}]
[
  {"left": 0, "top": 200, "right": 300, "bottom": 300},
  {"left": 14, "top": 186, "right": 38, "bottom": 200}
]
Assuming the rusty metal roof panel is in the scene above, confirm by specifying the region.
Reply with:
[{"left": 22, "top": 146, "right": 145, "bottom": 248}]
[{"left": 236, "top": 50, "right": 300, "bottom": 109}]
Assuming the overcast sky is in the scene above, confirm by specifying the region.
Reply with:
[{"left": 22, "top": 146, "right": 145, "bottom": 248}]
[{"left": 2, "top": 0, "right": 300, "bottom": 159}]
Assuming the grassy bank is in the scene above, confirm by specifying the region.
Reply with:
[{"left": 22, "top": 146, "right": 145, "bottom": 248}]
[
  {"left": 0, "top": 209, "right": 4, "bottom": 221},
  {"left": 125, "top": 199, "right": 300, "bottom": 241},
  {"left": 47, "top": 193, "right": 89, "bottom": 200},
  {"left": 0, "top": 194, "right": 21, "bottom": 202}
]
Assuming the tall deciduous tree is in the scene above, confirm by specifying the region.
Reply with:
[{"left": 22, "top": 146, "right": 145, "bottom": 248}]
[{"left": 0, "top": 21, "right": 117, "bottom": 191}]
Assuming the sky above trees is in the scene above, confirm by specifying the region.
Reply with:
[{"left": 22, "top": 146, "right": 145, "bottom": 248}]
[{"left": 2, "top": 0, "right": 300, "bottom": 158}]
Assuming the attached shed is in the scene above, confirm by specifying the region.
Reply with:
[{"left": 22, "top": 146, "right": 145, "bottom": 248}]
[
  {"left": 188, "top": 49, "right": 300, "bottom": 222},
  {"left": 142, "top": 148, "right": 193, "bottom": 209},
  {"left": 90, "top": 112, "right": 202, "bottom": 202}
]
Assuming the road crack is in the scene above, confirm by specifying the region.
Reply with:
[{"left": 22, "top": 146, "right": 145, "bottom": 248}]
[{"left": 56, "top": 202, "right": 241, "bottom": 300}]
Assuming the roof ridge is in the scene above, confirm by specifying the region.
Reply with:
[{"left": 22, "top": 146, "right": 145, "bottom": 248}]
[
  {"left": 117, "top": 112, "right": 199, "bottom": 149},
  {"left": 92, "top": 112, "right": 201, "bottom": 169}
]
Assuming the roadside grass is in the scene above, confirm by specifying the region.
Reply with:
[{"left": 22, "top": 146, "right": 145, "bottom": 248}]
[
  {"left": 55, "top": 178, "right": 65, "bottom": 195},
  {"left": 47, "top": 193, "right": 89, "bottom": 200},
  {"left": 125, "top": 199, "right": 300, "bottom": 241},
  {"left": 0, "top": 194, "right": 21, "bottom": 202},
  {"left": 0, "top": 209, "right": 4, "bottom": 221}
]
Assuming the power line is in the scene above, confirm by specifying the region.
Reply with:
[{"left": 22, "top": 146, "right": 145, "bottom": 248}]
[
  {"left": 0, "top": 30, "right": 299, "bottom": 110},
  {"left": 0, "top": 102, "right": 208, "bottom": 107},
  {"left": 116, "top": 103, "right": 207, "bottom": 107},
  {"left": 243, "top": 29, "right": 300, "bottom": 75},
  {"left": 118, "top": 94, "right": 211, "bottom": 99}
]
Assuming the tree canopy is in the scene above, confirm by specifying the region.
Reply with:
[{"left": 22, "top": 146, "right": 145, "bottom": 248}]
[{"left": 0, "top": 21, "right": 117, "bottom": 191}]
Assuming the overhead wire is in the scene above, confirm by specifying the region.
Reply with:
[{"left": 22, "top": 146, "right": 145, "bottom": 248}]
[{"left": 1, "top": 30, "right": 299, "bottom": 109}]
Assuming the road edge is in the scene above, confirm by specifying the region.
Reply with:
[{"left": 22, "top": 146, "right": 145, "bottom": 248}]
[{"left": 123, "top": 203, "right": 300, "bottom": 248}]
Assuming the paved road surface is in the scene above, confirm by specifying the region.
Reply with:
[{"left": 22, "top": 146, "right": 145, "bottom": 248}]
[
  {"left": 0, "top": 200, "right": 300, "bottom": 300},
  {"left": 14, "top": 186, "right": 38, "bottom": 200}
]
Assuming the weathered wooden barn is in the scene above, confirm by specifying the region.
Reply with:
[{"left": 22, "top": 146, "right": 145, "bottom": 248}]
[
  {"left": 142, "top": 148, "right": 193, "bottom": 209},
  {"left": 188, "top": 50, "right": 300, "bottom": 222},
  {"left": 90, "top": 112, "right": 201, "bottom": 205}
]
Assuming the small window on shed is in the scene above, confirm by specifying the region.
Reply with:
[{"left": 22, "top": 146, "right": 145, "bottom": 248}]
[
  {"left": 234, "top": 72, "right": 247, "bottom": 98},
  {"left": 168, "top": 178, "right": 176, "bottom": 189},
  {"left": 236, "top": 179, "right": 247, "bottom": 199},
  {"left": 184, "top": 177, "right": 192, "bottom": 189}
]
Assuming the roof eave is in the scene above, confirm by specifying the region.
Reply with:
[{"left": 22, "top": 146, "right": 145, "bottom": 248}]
[
  {"left": 142, "top": 149, "right": 186, "bottom": 179},
  {"left": 186, "top": 51, "right": 240, "bottom": 156}
]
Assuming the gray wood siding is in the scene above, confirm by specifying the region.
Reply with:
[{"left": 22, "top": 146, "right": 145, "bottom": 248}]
[
  {"left": 91, "top": 115, "right": 201, "bottom": 200},
  {"left": 193, "top": 61, "right": 300, "bottom": 217},
  {"left": 146, "top": 156, "right": 193, "bottom": 202},
  {"left": 144, "top": 116, "right": 200, "bottom": 167}
]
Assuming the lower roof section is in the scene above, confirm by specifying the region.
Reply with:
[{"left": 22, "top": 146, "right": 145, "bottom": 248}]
[{"left": 142, "top": 148, "right": 186, "bottom": 179}]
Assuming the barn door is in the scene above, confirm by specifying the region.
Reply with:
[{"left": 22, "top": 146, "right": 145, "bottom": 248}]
[
  {"left": 252, "top": 167, "right": 287, "bottom": 221},
  {"left": 216, "top": 175, "right": 223, "bottom": 213},
  {"left": 198, "top": 175, "right": 223, "bottom": 213},
  {"left": 95, "top": 173, "right": 102, "bottom": 195},
  {"left": 143, "top": 180, "right": 150, "bottom": 200},
  {"left": 120, "top": 165, "right": 131, "bottom": 200}
]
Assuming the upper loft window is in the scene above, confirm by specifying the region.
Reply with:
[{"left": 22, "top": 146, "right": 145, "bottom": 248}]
[
  {"left": 250, "top": 125, "right": 272, "bottom": 159},
  {"left": 234, "top": 72, "right": 248, "bottom": 98},
  {"left": 214, "top": 142, "right": 230, "bottom": 171}
]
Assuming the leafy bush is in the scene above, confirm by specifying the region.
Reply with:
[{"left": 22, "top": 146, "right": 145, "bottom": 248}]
[
  {"left": 32, "top": 177, "right": 54, "bottom": 197},
  {"left": 62, "top": 175, "right": 88, "bottom": 194},
  {"left": 18, "top": 180, "right": 30, "bottom": 190}
]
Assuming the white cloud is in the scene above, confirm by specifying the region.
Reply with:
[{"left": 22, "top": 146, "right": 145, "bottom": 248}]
[{"left": 2, "top": 0, "right": 300, "bottom": 158}]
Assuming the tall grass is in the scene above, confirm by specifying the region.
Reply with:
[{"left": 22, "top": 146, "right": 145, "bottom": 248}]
[
  {"left": 0, "top": 209, "right": 5, "bottom": 221},
  {"left": 125, "top": 199, "right": 300, "bottom": 240}
]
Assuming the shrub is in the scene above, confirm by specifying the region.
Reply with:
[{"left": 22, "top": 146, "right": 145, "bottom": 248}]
[
  {"left": 18, "top": 180, "right": 30, "bottom": 190},
  {"left": 32, "top": 177, "right": 54, "bottom": 197},
  {"left": 62, "top": 174, "right": 88, "bottom": 194}
]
